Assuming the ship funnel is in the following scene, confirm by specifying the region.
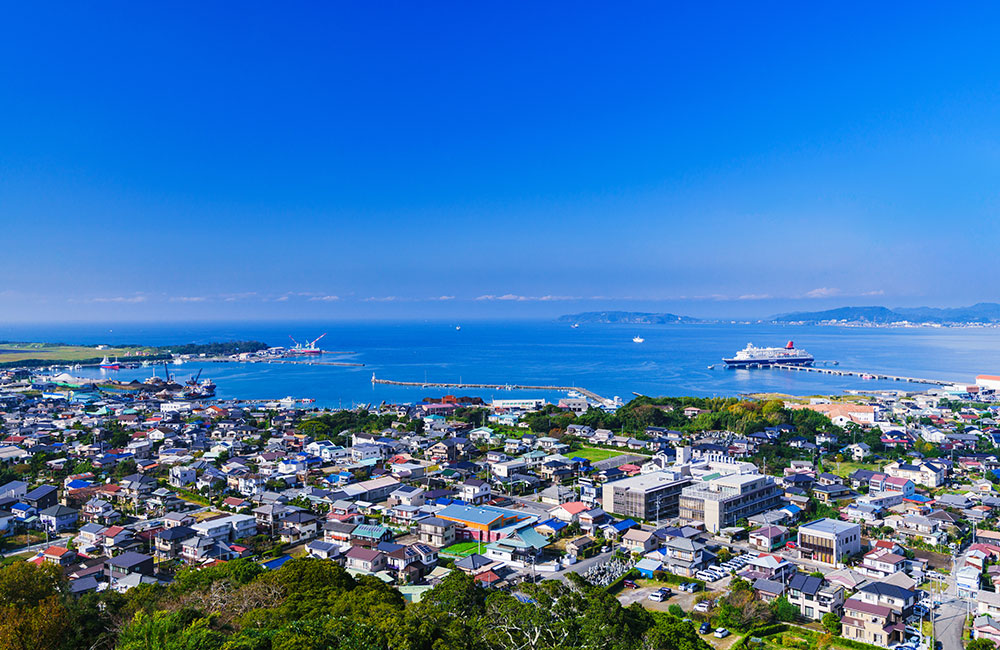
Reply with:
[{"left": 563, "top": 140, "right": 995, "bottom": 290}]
[{"left": 786, "top": 341, "right": 794, "bottom": 349}]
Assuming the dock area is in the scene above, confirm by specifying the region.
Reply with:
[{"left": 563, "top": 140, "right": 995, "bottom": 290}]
[
  {"left": 768, "top": 364, "right": 950, "bottom": 386},
  {"left": 372, "top": 375, "right": 610, "bottom": 404},
  {"left": 200, "top": 356, "right": 364, "bottom": 367}
]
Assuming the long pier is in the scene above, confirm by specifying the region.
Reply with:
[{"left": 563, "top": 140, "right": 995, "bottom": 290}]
[
  {"left": 768, "top": 364, "right": 950, "bottom": 386},
  {"left": 200, "top": 356, "right": 363, "bottom": 367},
  {"left": 371, "top": 376, "right": 610, "bottom": 404}
]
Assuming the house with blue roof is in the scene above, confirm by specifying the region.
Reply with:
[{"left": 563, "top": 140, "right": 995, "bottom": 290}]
[
  {"left": 533, "top": 518, "right": 568, "bottom": 536},
  {"left": 604, "top": 518, "right": 638, "bottom": 540}
]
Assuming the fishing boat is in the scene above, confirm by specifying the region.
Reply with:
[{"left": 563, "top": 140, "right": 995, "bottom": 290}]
[
  {"left": 632, "top": 335, "right": 645, "bottom": 343},
  {"left": 99, "top": 356, "right": 120, "bottom": 370}
]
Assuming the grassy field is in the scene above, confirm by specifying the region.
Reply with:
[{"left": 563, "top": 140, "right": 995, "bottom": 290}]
[
  {"left": 0, "top": 342, "right": 159, "bottom": 364},
  {"left": 572, "top": 447, "right": 649, "bottom": 462},
  {"left": 758, "top": 626, "right": 882, "bottom": 650},
  {"left": 440, "top": 541, "right": 483, "bottom": 557},
  {"left": 825, "top": 460, "right": 880, "bottom": 478}
]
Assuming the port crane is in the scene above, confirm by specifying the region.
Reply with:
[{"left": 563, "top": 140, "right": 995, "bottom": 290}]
[{"left": 288, "top": 333, "right": 327, "bottom": 354}]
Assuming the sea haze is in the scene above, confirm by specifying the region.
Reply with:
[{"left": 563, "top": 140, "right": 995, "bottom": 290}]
[{"left": 4, "top": 320, "right": 999, "bottom": 407}]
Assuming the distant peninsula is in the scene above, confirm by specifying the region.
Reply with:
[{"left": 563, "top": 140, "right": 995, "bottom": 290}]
[
  {"left": 772, "top": 302, "right": 1000, "bottom": 324},
  {"left": 558, "top": 311, "right": 700, "bottom": 324}
]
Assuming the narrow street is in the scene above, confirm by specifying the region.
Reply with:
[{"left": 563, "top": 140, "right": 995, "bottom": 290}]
[{"left": 934, "top": 549, "right": 967, "bottom": 650}]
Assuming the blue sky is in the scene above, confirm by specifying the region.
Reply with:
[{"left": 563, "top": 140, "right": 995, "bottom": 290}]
[{"left": 2, "top": 3, "right": 999, "bottom": 321}]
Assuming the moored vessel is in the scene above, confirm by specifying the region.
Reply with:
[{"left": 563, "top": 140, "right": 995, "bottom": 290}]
[{"left": 723, "top": 341, "right": 814, "bottom": 367}]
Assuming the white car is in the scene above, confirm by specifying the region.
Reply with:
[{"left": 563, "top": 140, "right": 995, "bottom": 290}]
[
  {"left": 714, "top": 628, "right": 730, "bottom": 638},
  {"left": 648, "top": 589, "right": 670, "bottom": 602},
  {"left": 694, "top": 601, "right": 711, "bottom": 613}
]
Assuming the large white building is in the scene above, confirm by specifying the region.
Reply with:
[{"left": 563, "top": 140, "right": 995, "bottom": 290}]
[
  {"left": 976, "top": 375, "right": 1000, "bottom": 392},
  {"left": 602, "top": 471, "right": 692, "bottom": 521},
  {"left": 678, "top": 474, "right": 783, "bottom": 533},
  {"left": 492, "top": 398, "right": 547, "bottom": 410}
]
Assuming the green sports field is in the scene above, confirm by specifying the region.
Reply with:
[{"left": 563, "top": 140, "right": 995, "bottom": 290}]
[
  {"left": 571, "top": 447, "right": 648, "bottom": 462},
  {"left": 440, "top": 541, "right": 484, "bottom": 557}
]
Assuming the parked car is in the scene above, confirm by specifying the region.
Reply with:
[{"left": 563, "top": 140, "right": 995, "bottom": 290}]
[
  {"left": 601, "top": 546, "right": 610, "bottom": 553},
  {"left": 694, "top": 601, "right": 710, "bottom": 613},
  {"left": 648, "top": 588, "right": 671, "bottom": 602},
  {"left": 699, "top": 622, "right": 711, "bottom": 634},
  {"left": 623, "top": 580, "right": 637, "bottom": 589},
  {"left": 714, "top": 628, "right": 730, "bottom": 638}
]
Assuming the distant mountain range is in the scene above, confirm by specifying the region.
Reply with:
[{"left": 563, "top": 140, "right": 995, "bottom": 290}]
[
  {"left": 558, "top": 311, "right": 700, "bottom": 324},
  {"left": 773, "top": 302, "right": 1000, "bottom": 324}
]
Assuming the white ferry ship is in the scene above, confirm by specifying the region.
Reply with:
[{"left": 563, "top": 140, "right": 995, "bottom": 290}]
[{"left": 723, "top": 341, "right": 814, "bottom": 367}]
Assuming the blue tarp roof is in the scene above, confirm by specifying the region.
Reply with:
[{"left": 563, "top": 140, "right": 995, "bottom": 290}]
[{"left": 260, "top": 555, "right": 292, "bottom": 571}]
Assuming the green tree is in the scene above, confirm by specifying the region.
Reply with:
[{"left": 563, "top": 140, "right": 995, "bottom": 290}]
[
  {"left": 0, "top": 561, "right": 71, "bottom": 650},
  {"left": 770, "top": 596, "right": 798, "bottom": 622},
  {"left": 822, "top": 611, "right": 841, "bottom": 635},
  {"left": 967, "top": 640, "right": 997, "bottom": 650},
  {"left": 421, "top": 570, "right": 486, "bottom": 619}
]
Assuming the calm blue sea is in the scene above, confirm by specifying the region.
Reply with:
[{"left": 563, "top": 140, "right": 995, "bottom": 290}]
[{"left": 2, "top": 320, "right": 998, "bottom": 407}]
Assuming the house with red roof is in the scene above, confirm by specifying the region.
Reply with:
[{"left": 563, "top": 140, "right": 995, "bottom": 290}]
[
  {"left": 43, "top": 546, "right": 77, "bottom": 566},
  {"left": 548, "top": 501, "right": 589, "bottom": 523}
]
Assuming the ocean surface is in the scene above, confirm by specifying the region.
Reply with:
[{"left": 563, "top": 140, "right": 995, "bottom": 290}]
[{"left": 2, "top": 320, "right": 999, "bottom": 407}]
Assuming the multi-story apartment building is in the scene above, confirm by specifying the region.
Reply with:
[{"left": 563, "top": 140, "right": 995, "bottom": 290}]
[
  {"left": 841, "top": 598, "right": 904, "bottom": 646},
  {"left": 786, "top": 573, "right": 844, "bottom": 620},
  {"left": 189, "top": 514, "right": 257, "bottom": 543},
  {"left": 678, "top": 474, "right": 783, "bottom": 533},
  {"left": 602, "top": 471, "right": 692, "bottom": 521},
  {"left": 797, "top": 518, "right": 861, "bottom": 566}
]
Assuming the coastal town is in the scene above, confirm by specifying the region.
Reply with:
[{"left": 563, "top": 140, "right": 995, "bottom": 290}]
[{"left": 2, "top": 363, "right": 1000, "bottom": 649}]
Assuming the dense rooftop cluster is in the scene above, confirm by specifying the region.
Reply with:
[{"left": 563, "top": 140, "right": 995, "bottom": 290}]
[{"left": 1, "top": 368, "right": 1000, "bottom": 649}]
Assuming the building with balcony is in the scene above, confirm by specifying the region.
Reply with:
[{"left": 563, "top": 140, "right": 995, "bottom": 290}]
[
  {"left": 841, "top": 598, "right": 904, "bottom": 646},
  {"left": 602, "top": 471, "right": 692, "bottom": 522},
  {"left": 678, "top": 474, "right": 783, "bottom": 533},
  {"left": 786, "top": 573, "right": 844, "bottom": 620}
]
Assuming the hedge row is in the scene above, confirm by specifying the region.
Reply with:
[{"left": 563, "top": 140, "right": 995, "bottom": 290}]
[
  {"left": 650, "top": 570, "right": 707, "bottom": 588},
  {"left": 605, "top": 568, "right": 639, "bottom": 594},
  {"left": 731, "top": 623, "right": 886, "bottom": 650}
]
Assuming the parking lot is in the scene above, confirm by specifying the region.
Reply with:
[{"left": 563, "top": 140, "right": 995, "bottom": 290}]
[{"left": 615, "top": 574, "right": 737, "bottom": 649}]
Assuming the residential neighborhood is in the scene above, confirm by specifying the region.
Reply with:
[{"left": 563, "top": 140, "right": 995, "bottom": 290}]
[{"left": 2, "top": 367, "right": 1000, "bottom": 650}]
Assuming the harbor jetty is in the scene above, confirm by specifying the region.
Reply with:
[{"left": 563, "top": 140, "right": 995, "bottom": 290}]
[
  {"left": 768, "top": 364, "right": 949, "bottom": 386},
  {"left": 200, "top": 356, "right": 364, "bottom": 367},
  {"left": 371, "top": 375, "right": 610, "bottom": 404}
]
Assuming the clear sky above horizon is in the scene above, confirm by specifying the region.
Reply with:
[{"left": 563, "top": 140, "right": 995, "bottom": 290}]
[{"left": 2, "top": 3, "right": 999, "bottom": 322}]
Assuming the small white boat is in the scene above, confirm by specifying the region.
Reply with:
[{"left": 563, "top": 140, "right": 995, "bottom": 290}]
[
  {"left": 455, "top": 326, "right": 461, "bottom": 331},
  {"left": 632, "top": 336, "right": 645, "bottom": 343},
  {"left": 570, "top": 323, "right": 579, "bottom": 329}
]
